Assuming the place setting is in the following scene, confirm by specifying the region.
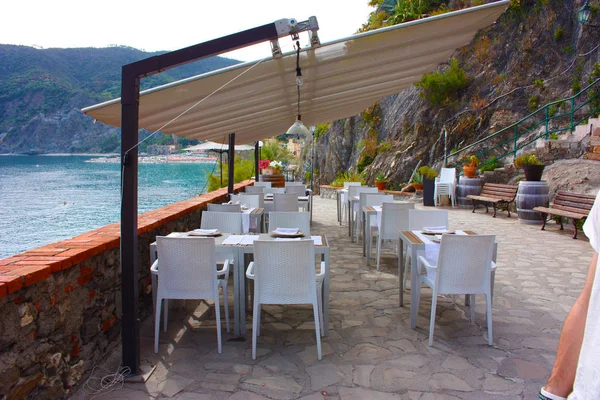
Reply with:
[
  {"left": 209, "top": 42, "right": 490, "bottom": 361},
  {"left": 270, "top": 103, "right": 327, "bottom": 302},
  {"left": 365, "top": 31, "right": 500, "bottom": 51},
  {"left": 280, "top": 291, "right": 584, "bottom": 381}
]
[{"left": 187, "top": 228, "right": 222, "bottom": 237}]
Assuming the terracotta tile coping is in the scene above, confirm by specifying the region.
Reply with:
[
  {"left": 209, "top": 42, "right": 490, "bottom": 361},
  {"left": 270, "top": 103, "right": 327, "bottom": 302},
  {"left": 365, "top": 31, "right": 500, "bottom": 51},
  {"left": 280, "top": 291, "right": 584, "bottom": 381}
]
[{"left": 0, "top": 180, "right": 254, "bottom": 298}]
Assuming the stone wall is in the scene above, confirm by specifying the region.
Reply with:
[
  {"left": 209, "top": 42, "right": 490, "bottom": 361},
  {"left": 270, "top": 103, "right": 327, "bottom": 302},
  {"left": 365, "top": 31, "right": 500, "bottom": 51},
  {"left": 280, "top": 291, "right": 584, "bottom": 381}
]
[{"left": 0, "top": 181, "right": 253, "bottom": 399}]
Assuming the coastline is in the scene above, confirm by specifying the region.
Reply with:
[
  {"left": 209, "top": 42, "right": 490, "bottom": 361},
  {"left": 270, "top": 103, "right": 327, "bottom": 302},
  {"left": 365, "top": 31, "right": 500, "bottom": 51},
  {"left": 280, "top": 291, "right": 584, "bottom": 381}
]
[{"left": 0, "top": 153, "right": 218, "bottom": 164}]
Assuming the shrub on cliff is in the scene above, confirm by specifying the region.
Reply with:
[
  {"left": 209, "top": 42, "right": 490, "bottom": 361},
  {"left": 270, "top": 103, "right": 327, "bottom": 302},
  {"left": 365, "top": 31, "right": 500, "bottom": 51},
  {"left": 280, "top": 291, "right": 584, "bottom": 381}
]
[{"left": 414, "top": 58, "right": 469, "bottom": 106}]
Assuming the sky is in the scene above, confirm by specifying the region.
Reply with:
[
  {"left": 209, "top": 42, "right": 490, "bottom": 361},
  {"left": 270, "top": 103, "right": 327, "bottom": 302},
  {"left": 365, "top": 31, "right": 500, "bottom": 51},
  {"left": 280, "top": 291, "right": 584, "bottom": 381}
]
[{"left": 2, "top": 0, "right": 375, "bottom": 61}]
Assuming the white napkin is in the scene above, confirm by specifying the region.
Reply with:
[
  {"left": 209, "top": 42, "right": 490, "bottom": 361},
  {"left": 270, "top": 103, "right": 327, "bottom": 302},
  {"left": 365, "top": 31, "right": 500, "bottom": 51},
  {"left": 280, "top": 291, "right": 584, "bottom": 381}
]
[
  {"left": 275, "top": 227, "right": 299, "bottom": 234},
  {"left": 240, "top": 235, "right": 260, "bottom": 245},
  {"left": 222, "top": 235, "right": 244, "bottom": 245},
  {"left": 424, "top": 226, "right": 446, "bottom": 231},
  {"left": 311, "top": 236, "right": 323, "bottom": 246},
  {"left": 190, "top": 228, "right": 218, "bottom": 234},
  {"left": 275, "top": 237, "right": 302, "bottom": 241}
]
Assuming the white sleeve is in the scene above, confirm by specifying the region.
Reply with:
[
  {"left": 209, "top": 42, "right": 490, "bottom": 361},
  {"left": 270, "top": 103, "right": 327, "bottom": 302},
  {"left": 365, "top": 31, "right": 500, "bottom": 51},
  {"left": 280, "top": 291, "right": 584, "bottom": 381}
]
[{"left": 583, "top": 191, "right": 600, "bottom": 253}]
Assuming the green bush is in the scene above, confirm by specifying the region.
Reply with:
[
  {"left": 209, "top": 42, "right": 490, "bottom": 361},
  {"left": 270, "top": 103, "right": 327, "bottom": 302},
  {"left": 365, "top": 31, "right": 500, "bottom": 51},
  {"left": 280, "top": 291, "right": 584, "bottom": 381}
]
[
  {"left": 415, "top": 59, "right": 469, "bottom": 106},
  {"left": 330, "top": 171, "right": 366, "bottom": 187},
  {"left": 479, "top": 157, "right": 499, "bottom": 172},
  {"left": 357, "top": 154, "right": 375, "bottom": 173},
  {"left": 418, "top": 166, "right": 439, "bottom": 180},
  {"left": 528, "top": 95, "right": 540, "bottom": 111},
  {"left": 514, "top": 153, "right": 544, "bottom": 168},
  {"left": 207, "top": 159, "right": 255, "bottom": 192},
  {"left": 553, "top": 28, "right": 565, "bottom": 41},
  {"left": 549, "top": 133, "right": 559, "bottom": 140}
]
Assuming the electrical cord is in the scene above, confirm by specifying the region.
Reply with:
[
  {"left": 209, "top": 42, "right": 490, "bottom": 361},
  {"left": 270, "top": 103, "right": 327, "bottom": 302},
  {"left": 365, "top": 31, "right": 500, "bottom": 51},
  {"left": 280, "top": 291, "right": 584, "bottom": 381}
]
[{"left": 82, "top": 364, "right": 131, "bottom": 399}]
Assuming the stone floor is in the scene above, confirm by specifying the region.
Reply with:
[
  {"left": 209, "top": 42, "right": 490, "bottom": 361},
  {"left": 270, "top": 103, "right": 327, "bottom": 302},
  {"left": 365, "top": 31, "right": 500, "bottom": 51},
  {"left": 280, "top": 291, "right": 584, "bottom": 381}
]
[{"left": 77, "top": 196, "right": 595, "bottom": 399}]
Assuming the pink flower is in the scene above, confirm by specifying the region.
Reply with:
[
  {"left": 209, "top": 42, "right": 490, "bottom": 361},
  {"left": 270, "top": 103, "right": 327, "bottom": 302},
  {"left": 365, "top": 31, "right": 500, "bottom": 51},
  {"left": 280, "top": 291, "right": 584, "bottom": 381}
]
[{"left": 259, "top": 159, "right": 271, "bottom": 169}]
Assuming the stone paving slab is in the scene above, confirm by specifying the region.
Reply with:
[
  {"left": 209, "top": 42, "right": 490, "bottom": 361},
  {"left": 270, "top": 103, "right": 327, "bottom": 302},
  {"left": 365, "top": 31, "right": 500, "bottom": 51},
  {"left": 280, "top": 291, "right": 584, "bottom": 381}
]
[{"left": 75, "top": 196, "right": 595, "bottom": 399}]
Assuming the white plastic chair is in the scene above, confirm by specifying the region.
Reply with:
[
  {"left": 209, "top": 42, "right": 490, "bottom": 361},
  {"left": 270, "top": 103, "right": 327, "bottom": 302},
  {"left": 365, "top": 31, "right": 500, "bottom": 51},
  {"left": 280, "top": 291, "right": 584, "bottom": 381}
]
[
  {"left": 404, "top": 209, "right": 449, "bottom": 289},
  {"left": 201, "top": 211, "right": 243, "bottom": 233},
  {"left": 245, "top": 240, "right": 324, "bottom": 360},
  {"left": 253, "top": 182, "right": 272, "bottom": 188},
  {"left": 230, "top": 194, "right": 263, "bottom": 209},
  {"left": 355, "top": 193, "right": 393, "bottom": 242},
  {"left": 374, "top": 202, "right": 415, "bottom": 270},
  {"left": 416, "top": 234, "right": 496, "bottom": 346},
  {"left": 340, "top": 182, "right": 361, "bottom": 224},
  {"left": 285, "top": 182, "right": 305, "bottom": 187},
  {"left": 245, "top": 186, "right": 264, "bottom": 194},
  {"left": 208, "top": 203, "right": 241, "bottom": 212},
  {"left": 273, "top": 193, "right": 299, "bottom": 212},
  {"left": 348, "top": 186, "right": 378, "bottom": 238},
  {"left": 434, "top": 168, "right": 457, "bottom": 207},
  {"left": 285, "top": 185, "right": 305, "bottom": 195},
  {"left": 151, "top": 236, "right": 229, "bottom": 353},
  {"left": 264, "top": 187, "right": 286, "bottom": 195},
  {"left": 268, "top": 211, "right": 311, "bottom": 236}
]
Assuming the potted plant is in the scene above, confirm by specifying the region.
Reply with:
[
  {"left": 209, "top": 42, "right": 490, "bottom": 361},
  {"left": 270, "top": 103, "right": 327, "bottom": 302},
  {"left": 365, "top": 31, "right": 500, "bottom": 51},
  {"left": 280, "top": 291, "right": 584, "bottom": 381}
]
[
  {"left": 410, "top": 172, "right": 424, "bottom": 191},
  {"left": 375, "top": 172, "right": 387, "bottom": 191},
  {"left": 462, "top": 155, "right": 480, "bottom": 178},
  {"left": 514, "top": 153, "right": 545, "bottom": 181},
  {"left": 418, "top": 166, "right": 439, "bottom": 206}
]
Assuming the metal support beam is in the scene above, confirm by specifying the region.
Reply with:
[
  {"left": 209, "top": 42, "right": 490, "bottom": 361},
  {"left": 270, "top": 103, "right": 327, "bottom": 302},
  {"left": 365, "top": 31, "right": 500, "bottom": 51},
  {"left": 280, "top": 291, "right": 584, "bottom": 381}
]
[
  {"left": 119, "top": 21, "right": 284, "bottom": 374},
  {"left": 254, "top": 142, "right": 260, "bottom": 182},
  {"left": 228, "top": 133, "right": 235, "bottom": 197}
]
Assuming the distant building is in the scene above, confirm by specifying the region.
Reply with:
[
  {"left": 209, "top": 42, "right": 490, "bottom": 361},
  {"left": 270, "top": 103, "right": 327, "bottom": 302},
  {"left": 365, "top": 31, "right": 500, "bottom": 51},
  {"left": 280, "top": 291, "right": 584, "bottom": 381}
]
[
  {"left": 286, "top": 137, "right": 303, "bottom": 157},
  {"left": 147, "top": 144, "right": 178, "bottom": 155}
]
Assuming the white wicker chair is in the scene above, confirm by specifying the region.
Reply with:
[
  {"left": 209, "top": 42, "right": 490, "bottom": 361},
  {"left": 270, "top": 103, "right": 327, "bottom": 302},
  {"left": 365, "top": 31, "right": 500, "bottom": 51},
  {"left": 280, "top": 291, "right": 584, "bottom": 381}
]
[
  {"left": 208, "top": 203, "right": 241, "bottom": 212},
  {"left": 285, "top": 181, "right": 305, "bottom": 187},
  {"left": 285, "top": 185, "right": 305, "bottom": 195},
  {"left": 434, "top": 168, "right": 457, "bottom": 207},
  {"left": 151, "top": 236, "right": 229, "bottom": 353},
  {"left": 340, "top": 182, "right": 361, "bottom": 224},
  {"left": 245, "top": 186, "right": 264, "bottom": 194},
  {"left": 348, "top": 186, "right": 378, "bottom": 236},
  {"left": 374, "top": 202, "right": 415, "bottom": 270},
  {"left": 355, "top": 193, "right": 394, "bottom": 242},
  {"left": 404, "top": 209, "right": 449, "bottom": 289},
  {"left": 416, "top": 234, "right": 496, "bottom": 346},
  {"left": 264, "top": 187, "right": 286, "bottom": 195},
  {"left": 268, "top": 211, "right": 311, "bottom": 236},
  {"left": 201, "top": 211, "right": 243, "bottom": 233},
  {"left": 230, "top": 194, "right": 263, "bottom": 209},
  {"left": 245, "top": 240, "right": 324, "bottom": 360},
  {"left": 273, "top": 193, "right": 299, "bottom": 212},
  {"left": 253, "top": 182, "right": 272, "bottom": 188}
]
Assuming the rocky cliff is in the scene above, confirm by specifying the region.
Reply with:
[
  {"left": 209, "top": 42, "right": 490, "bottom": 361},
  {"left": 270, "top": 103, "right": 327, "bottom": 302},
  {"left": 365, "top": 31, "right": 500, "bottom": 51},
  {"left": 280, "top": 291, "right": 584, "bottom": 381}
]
[
  {"left": 307, "top": 0, "right": 600, "bottom": 188},
  {"left": 0, "top": 45, "right": 239, "bottom": 154}
]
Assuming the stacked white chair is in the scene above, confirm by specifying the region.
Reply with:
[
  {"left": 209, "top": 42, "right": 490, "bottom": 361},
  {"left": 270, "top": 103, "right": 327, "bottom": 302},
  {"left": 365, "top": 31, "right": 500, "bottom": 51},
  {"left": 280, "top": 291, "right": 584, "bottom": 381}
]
[
  {"left": 208, "top": 203, "right": 241, "bottom": 212},
  {"left": 374, "top": 202, "right": 415, "bottom": 270},
  {"left": 245, "top": 240, "right": 324, "bottom": 360},
  {"left": 273, "top": 193, "right": 299, "bottom": 212},
  {"left": 340, "top": 182, "right": 361, "bottom": 225},
  {"left": 434, "top": 168, "right": 457, "bottom": 207},
  {"left": 152, "top": 236, "right": 229, "bottom": 353},
  {"left": 416, "top": 234, "right": 496, "bottom": 345},
  {"left": 268, "top": 212, "right": 311, "bottom": 236},
  {"left": 355, "top": 193, "right": 393, "bottom": 242}
]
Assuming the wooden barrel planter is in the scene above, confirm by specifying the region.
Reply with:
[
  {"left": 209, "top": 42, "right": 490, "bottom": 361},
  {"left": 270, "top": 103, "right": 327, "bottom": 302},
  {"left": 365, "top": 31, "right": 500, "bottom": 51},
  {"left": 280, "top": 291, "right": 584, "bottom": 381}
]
[
  {"left": 259, "top": 174, "right": 285, "bottom": 187},
  {"left": 516, "top": 180, "right": 549, "bottom": 224},
  {"left": 456, "top": 176, "right": 481, "bottom": 208}
]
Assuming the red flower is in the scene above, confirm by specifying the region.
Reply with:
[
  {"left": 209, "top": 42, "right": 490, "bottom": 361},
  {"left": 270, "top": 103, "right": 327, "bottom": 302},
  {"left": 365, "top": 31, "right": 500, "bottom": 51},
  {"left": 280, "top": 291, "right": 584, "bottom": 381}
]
[{"left": 259, "top": 159, "right": 271, "bottom": 169}]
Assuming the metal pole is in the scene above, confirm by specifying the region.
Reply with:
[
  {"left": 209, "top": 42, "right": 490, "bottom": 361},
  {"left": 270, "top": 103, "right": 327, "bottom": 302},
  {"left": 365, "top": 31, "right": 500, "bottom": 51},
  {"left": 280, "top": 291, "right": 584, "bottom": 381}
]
[
  {"left": 228, "top": 133, "right": 235, "bottom": 198},
  {"left": 443, "top": 127, "right": 448, "bottom": 167},
  {"left": 120, "top": 66, "right": 141, "bottom": 374},
  {"left": 310, "top": 134, "right": 315, "bottom": 192},
  {"left": 254, "top": 142, "right": 260, "bottom": 182},
  {"left": 219, "top": 152, "right": 223, "bottom": 186}
]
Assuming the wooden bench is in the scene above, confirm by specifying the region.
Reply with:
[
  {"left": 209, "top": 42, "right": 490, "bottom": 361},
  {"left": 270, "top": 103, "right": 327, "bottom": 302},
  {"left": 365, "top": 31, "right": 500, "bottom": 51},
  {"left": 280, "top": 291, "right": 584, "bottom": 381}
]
[
  {"left": 467, "top": 183, "right": 518, "bottom": 218},
  {"left": 533, "top": 191, "right": 596, "bottom": 239}
]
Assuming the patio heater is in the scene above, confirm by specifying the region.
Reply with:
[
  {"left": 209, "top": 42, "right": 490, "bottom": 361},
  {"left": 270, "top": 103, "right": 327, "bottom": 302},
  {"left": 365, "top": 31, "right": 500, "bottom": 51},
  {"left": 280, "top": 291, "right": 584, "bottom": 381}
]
[{"left": 119, "top": 17, "right": 320, "bottom": 375}]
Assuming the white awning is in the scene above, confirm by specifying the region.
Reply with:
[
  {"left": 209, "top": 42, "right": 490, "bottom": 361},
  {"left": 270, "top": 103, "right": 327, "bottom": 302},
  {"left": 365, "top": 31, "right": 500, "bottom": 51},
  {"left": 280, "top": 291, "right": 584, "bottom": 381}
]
[
  {"left": 82, "top": 1, "right": 508, "bottom": 144},
  {"left": 183, "top": 141, "right": 254, "bottom": 152}
]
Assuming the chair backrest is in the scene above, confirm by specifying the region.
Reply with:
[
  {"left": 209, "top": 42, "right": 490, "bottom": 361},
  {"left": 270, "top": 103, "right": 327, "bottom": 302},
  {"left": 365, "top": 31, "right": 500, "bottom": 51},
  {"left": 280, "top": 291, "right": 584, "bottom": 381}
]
[
  {"left": 285, "top": 185, "right": 306, "bottom": 195},
  {"left": 230, "top": 194, "right": 263, "bottom": 208},
  {"left": 208, "top": 203, "right": 241, "bottom": 213},
  {"left": 358, "top": 193, "right": 393, "bottom": 222},
  {"left": 253, "top": 182, "right": 272, "bottom": 188},
  {"left": 273, "top": 193, "right": 299, "bottom": 212},
  {"left": 264, "top": 187, "right": 286, "bottom": 195},
  {"left": 381, "top": 202, "right": 415, "bottom": 237},
  {"left": 285, "top": 182, "right": 305, "bottom": 187},
  {"left": 201, "top": 211, "right": 243, "bottom": 233},
  {"left": 349, "top": 185, "right": 378, "bottom": 200},
  {"left": 408, "top": 209, "right": 449, "bottom": 230},
  {"left": 435, "top": 235, "right": 495, "bottom": 294},
  {"left": 438, "top": 168, "right": 456, "bottom": 184},
  {"left": 344, "top": 181, "right": 362, "bottom": 190},
  {"left": 268, "top": 212, "right": 310, "bottom": 235},
  {"left": 156, "top": 236, "right": 217, "bottom": 299},
  {"left": 246, "top": 186, "right": 264, "bottom": 194},
  {"left": 253, "top": 240, "right": 316, "bottom": 304}
]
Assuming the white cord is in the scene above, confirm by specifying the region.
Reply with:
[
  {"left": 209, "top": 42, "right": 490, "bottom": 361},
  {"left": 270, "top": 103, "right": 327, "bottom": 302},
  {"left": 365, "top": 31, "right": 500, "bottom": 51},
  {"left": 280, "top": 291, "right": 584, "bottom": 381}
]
[{"left": 82, "top": 364, "right": 131, "bottom": 399}]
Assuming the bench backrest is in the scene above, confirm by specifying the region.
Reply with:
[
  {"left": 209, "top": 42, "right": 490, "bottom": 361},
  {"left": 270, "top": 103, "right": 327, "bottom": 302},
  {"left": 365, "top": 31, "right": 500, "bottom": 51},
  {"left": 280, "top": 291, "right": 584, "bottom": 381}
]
[
  {"left": 480, "top": 183, "right": 518, "bottom": 200},
  {"left": 552, "top": 191, "right": 596, "bottom": 215}
]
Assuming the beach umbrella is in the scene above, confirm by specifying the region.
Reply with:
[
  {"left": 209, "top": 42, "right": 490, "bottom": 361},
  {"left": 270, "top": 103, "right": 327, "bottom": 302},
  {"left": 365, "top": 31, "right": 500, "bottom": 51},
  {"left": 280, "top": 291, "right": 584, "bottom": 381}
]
[{"left": 184, "top": 141, "right": 254, "bottom": 185}]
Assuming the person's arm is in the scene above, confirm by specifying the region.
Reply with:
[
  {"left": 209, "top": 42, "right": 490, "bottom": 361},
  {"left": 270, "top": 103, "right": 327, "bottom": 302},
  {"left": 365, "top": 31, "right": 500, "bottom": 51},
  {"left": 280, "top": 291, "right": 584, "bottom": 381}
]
[{"left": 544, "top": 251, "right": 598, "bottom": 397}]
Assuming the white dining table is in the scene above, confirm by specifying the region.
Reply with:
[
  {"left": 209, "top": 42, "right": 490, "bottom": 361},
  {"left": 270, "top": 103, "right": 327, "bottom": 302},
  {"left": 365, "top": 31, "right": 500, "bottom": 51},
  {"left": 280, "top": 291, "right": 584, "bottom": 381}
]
[{"left": 151, "top": 232, "right": 330, "bottom": 336}]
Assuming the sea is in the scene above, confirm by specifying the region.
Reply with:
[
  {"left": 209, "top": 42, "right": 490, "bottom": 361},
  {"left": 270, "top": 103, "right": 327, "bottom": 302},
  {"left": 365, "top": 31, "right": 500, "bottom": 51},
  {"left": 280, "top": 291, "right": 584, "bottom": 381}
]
[{"left": 0, "top": 155, "right": 216, "bottom": 259}]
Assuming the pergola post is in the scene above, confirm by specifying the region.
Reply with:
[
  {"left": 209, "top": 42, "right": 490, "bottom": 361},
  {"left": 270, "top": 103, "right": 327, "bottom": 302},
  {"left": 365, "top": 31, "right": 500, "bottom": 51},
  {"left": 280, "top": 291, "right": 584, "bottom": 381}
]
[
  {"left": 227, "top": 133, "right": 235, "bottom": 197},
  {"left": 119, "top": 23, "right": 280, "bottom": 375},
  {"left": 254, "top": 142, "right": 260, "bottom": 182}
]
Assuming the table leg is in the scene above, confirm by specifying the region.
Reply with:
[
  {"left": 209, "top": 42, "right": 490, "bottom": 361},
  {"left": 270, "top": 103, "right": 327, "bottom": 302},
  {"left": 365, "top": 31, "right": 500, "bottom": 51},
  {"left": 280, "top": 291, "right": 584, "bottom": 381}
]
[
  {"left": 238, "top": 248, "right": 247, "bottom": 335},
  {"left": 398, "top": 242, "right": 404, "bottom": 307},
  {"left": 337, "top": 191, "right": 341, "bottom": 224},
  {"left": 410, "top": 245, "right": 418, "bottom": 329},
  {"left": 349, "top": 201, "right": 353, "bottom": 240},
  {"left": 232, "top": 248, "right": 241, "bottom": 335},
  {"left": 363, "top": 211, "right": 367, "bottom": 257},
  {"left": 323, "top": 249, "right": 330, "bottom": 336}
]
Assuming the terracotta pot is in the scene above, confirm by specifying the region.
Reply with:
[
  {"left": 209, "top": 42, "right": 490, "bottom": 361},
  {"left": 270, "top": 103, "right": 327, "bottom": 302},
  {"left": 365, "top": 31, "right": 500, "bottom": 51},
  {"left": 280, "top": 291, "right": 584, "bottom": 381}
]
[
  {"left": 375, "top": 181, "right": 387, "bottom": 190},
  {"left": 463, "top": 165, "right": 477, "bottom": 178},
  {"left": 412, "top": 183, "right": 424, "bottom": 191}
]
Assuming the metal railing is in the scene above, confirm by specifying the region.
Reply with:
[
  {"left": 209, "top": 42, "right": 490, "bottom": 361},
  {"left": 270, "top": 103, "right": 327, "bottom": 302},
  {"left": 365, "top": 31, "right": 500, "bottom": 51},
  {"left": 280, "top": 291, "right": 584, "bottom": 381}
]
[{"left": 447, "top": 77, "right": 600, "bottom": 170}]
